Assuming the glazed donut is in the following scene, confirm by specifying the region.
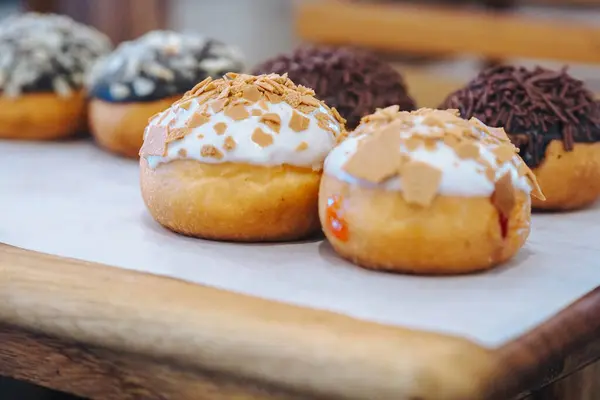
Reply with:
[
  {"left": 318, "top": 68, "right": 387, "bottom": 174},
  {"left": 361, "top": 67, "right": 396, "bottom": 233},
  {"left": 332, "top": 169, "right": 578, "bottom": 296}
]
[
  {"left": 442, "top": 65, "right": 600, "bottom": 211},
  {"left": 253, "top": 45, "right": 416, "bottom": 129},
  {"left": 319, "top": 107, "right": 544, "bottom": 275},
  {"left": 140, "top": 73, "right": 346, "bottom": 241},
  {"left": 0, "top": 13, "right": 111, "bottom": 140},
  {"left": 87, "top": 31, "right": 244, "bottom": 158}
]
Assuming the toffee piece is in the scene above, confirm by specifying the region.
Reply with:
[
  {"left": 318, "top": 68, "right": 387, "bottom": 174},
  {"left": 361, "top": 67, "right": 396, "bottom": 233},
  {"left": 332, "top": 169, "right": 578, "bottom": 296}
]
[{"left": 252, "top": 45, "right": 416, "bottom": 129}]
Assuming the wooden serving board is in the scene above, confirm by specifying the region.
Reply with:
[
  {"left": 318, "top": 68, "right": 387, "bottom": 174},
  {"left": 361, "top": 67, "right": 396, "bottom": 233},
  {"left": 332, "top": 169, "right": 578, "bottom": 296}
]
[
  {"left": 1, "top": 245, "right": 599, "bottom": 400},
  {"left": 1, "top": 71, "right": 599, "bottom": 400}
]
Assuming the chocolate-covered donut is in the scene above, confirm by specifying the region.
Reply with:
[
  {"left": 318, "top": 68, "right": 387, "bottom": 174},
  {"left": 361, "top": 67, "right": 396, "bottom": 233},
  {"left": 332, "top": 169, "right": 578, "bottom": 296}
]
[{"left": 253, "top": 45, "right": 415, "bottom": 129}]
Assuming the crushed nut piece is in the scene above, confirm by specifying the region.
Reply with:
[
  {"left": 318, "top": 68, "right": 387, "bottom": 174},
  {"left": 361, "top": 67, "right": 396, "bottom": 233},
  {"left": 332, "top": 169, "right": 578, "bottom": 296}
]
[
  {"left": 289, "top": 111, "right": 310, "bottom": 132},
  {"left": 201, "top": 144, "right": 223, "bottom": 159},
  {"left": 213, "top": 122, "right": 227, "bottom": 135}
]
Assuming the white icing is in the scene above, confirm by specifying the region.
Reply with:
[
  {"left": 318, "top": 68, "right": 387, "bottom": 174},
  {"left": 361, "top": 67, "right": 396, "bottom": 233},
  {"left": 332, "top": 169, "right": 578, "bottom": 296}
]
[
  {"left": 144, "top": 99, "right": 341, "bottom": 170},
  {"left": 325, "top": 127, "right": 533, "bottom": 197}
]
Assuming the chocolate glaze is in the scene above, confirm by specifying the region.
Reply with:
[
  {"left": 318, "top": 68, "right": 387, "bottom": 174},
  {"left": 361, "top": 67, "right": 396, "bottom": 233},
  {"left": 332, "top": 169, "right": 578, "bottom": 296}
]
[
  {"left": 441, "top": 66, "right": 600, "bottom": 168},
  {"left": 252, "top": 45, "right": 416, "bottom": 129}
]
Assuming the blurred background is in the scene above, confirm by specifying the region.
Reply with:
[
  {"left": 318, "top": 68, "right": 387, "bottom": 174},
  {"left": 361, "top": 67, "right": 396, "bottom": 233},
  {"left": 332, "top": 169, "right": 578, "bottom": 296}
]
[
  {"left": 0, "top": 0, "right": 599, "bottom": 398},
  {"left": 1, "top": 0, "right": 599, "bottom": 105}
]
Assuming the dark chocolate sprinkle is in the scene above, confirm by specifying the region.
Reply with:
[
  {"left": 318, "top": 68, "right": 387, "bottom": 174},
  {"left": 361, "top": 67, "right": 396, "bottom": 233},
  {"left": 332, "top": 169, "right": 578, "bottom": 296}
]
[
  {"left": 252, "top": 45, "right": 416, "bottom": 129},
  {"left": 441, "top": 65, "right": 600, "bottom": 168}
]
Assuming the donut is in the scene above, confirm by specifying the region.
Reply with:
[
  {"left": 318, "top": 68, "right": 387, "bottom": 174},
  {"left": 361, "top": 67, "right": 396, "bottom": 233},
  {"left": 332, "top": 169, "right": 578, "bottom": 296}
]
[
  {"left": 139, "top": 73, "right": 346, "bottom": 241},
  {"left": 441, "top": 66, "right": 600, "bottom": 211},
  {"left": 87, "top": 31, "right": 244, "bottom": 158},
  {"left": 0, "top": 13, "right": 112, "bottom": 140},
  {"left": 252, "top": 45, "right": 416, "bottom": 129},
  {"left": 319, "top": 107, "right": 544, "bottom": 275}
]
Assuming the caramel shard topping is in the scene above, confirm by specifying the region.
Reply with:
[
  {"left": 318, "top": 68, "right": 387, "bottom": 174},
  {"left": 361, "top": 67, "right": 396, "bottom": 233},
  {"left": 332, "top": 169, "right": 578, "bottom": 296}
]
[
  {"left": 265, "top": 91, "right": 282, "bottom": 104},
  {"left": 224, "top": 103, "right": 250, "bottom": 121},
  {"left": 251, "top": 109, "right": 263, "bottom": 116},
  {"left": 260, "top": 113, "right": 281, "bottom": 133},
  {"left": 139, "top": 126, "right": 168, "bottom": 156},
  {"left": 242, "top": 85, "right": 262, "bottom": 102},
  {"left": 422, "top": 115, "right": 445, "bottom": 128},
  {"left": 289, "top": 111, "right": 310, "bottom": 132},
  {"left": 201, "top": 144, "right": 223, "bottom": 160},
  {"left": 343, "top": 129, "right": 402, "bottom": 183},
  {"left": 297, "top": 104, "right": 317, "bottom": 114},
  {"left": 252, "top": 127, "right": 274, "bottom": 148},
  {"left": 405, "top": 137, "right": 422, "bottom": 151},
  {"left": 284, "top": 90, "right": 302, "bottom": 108},
  {"left": 187, "top": 112, "right": 210, "bottom": 129},
  {"left": 455, "top": 142, "right": 480, "bottom": 159},
  {"left": 169, "top": 73, "right": 346, "bottom": 143},
  {"left": 493, "top": 172, "right": 516, "bottom": 217},
  {"left": 166, "top": 127, "right": 189, "bottom": 143},
  {"left": 492, "top": 144, "right": 517, "bottom": 164},
  {"left": 210, "top": 98, "right": 227, "bottom": 113},
  {"left": 178, "top": 148, "right": 188, "bottom": 157},
  {"left": 401, "top": 161, "right": 443, "bottom": 207},
  {"left": 223, "top": 136, "right": 236, "bottom": 151},
  {"left": 179, "top": 99, "right": 194, "bottom": 111},
  {"left": 296, "top": 141, "right": 309, "bottom": 152},
  {"left": 301, "top": 95, "right": 320, "bottom": 107},
  {"left": 258, "top": 100, "right": 269, "bottom": 111},
  {"left": 213, "top": 122, "right": 227, "bottom": 135}
]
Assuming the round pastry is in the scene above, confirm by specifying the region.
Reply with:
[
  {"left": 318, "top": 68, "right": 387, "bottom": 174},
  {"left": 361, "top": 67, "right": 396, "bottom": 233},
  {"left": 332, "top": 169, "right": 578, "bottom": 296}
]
[
  {"left": 87, "top": 31, "right": 244, "bottom": 158},
  {"left": 441, "top": 66, "right": 600, "bottom": 211},
  {"left": 140, "top": 73, "right": 346, "bottom": 241},
  {"left": 252, "top": 45, "right": 416, "bottom": 129},
  {"left": 320, "top": 107, "right": 544, "bottom": 274},
  {"left": 0, "top": 13, "right": 112, "bottom": 140}
]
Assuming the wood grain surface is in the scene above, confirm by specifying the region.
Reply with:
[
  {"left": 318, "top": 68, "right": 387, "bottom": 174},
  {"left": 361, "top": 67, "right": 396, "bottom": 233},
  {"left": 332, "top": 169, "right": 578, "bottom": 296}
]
[
  {"left": 0, "top": 244, "right": 501, "bottom": 400},
  {"left": 294, "top": 0, "right": 600, "bottom": 63}
]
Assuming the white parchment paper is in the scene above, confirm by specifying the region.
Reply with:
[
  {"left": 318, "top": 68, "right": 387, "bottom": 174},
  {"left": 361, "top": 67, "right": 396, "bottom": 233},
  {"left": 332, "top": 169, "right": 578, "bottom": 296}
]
[{"left": 1, "top": 139, "right": 599, "bottom": 347}]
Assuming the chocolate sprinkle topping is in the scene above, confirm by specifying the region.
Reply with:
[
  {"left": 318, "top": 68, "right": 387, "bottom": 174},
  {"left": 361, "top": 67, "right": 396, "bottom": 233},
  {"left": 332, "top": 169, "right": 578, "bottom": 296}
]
[
  {"left": 252, "top": 45, "right": 416, "bottom": 129},
  {"left": 441, "top": 65, "right": 600, "bottom": 168}
]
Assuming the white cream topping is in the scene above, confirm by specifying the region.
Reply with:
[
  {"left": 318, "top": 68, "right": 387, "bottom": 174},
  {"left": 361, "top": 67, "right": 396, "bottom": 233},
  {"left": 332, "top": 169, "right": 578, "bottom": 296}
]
[
  {"left": 325, "top": 130, "right": 533, "bottom": 197},
  {"left": 144, "top": 99, "right": 341, "bottom": 170}
]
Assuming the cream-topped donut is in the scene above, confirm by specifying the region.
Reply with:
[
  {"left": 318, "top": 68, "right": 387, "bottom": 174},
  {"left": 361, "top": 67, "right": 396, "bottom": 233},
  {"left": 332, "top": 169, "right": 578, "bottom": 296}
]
[
  {"left": 319, "top": 107, "right": 544, "bottom": 274},
  {"left": 140, "top": 73, "right": 346, "bottom": 241}
]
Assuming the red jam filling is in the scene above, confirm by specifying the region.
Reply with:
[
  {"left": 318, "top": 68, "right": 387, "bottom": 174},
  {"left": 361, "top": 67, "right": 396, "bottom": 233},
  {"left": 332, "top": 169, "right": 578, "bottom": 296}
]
[{"left": 326, "top": 195, "right": 349, "bottom": 242}]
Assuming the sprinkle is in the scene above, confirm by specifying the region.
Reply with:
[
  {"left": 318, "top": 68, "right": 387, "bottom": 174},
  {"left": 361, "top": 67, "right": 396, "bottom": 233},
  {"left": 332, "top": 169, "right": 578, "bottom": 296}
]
[
  {"left": 296, "top": 141, "right": 309, "bottom": 152},
  {"left": 201, "top": 144, "right": 223, "bottom": 159},
  {"left": 187, "top": 112, "right": 209, "bottom": 129},
  {"left": 224, "top": 103, "right": 250, "bottom": 121},
  {"left": 260, "top": 113, "right": 281, "bottom": 133},
  {"left": 401, "top": 160, "right": 443, "bottom": 207},
  {"left": 289, "top": 111, "right": 310, "bottom": 132},
  {"left": 139, "top": 126, "right": 168, "bottom": 156},
  {"left": 223, "top": 136, "right": 236, "bottom": 151},
  {"left": 166, "top": 127, "right": 189, "bottom": 142},
  {"left": 252, "top": 127, "right": 274, "bottom": 147},
  {"left": 242, "top": 85, "right": 262, "bottom": 102},
  {"left": 213, "top": 122, "right": 227, "bottom": 135}
]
